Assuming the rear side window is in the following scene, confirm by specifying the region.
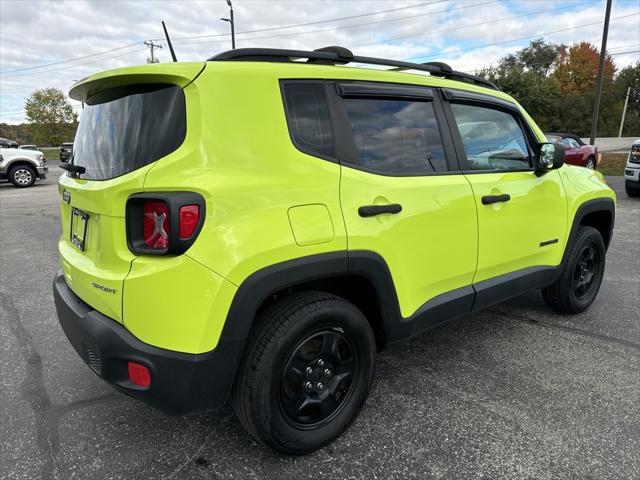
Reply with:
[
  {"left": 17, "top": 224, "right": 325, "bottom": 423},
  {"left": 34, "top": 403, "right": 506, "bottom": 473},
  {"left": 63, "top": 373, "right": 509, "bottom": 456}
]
[
  {"left": 282, "top": 82, "right": 335, "bottom": 159},
  {"left": 342, "top": 98, "right": 447, "bottom": 175},
  {"left": 73, "top": 84, "right": 186, "bottom": 180}
]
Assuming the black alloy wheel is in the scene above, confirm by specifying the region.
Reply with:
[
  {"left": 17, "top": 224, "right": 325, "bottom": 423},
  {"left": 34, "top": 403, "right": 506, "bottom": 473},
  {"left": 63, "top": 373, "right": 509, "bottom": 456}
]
[
  {"left": 542, "top": 226, "right": 606, "bottom": 314},
  {"left": 232, "top": 291, "right": 376, "bottom": 455},
  {"left": 572, "top": 245, "right": 600, "bottom": 300},
  {"left": 279, "top": 330, "right": 357, "bottom": 427}
]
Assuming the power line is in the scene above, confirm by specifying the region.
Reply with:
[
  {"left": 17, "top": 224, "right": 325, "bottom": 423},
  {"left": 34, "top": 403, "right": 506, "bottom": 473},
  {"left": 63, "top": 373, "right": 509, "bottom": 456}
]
[
  {"left": 455, "top": 45, "right": 640, "bottom": 71},
  {"left": 407, "top": 12, "right": 640, "bottom": 62},
  {"left": 0, "top": 42, "right": 141, "bottom": 74},
  {"left": 0, "top": 1, "right": 494, "bottom": 77},
  {"left": 151, "top": 0, "right": 448, "bottom": 42},
  {"left": 354, "top": 0, "right": 600, "bottom": 48},
  {"left": 0, "top": 1, "right": 445, "bottom": 75},
  {"left": 0, "top": 48, "right": 148, "bottom": 78},
  {"left": 170, "top": 0, "right": 496, "bottom": 47}
]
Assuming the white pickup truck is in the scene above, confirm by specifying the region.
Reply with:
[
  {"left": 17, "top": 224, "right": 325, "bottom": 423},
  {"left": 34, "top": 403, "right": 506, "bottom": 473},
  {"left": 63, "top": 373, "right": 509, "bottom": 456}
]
[
  {"left": 0, "top": 146, "right": 48, "bottom": 187},
  {"left": 624, "top": 139, "right": 640, "bottom": 197}
]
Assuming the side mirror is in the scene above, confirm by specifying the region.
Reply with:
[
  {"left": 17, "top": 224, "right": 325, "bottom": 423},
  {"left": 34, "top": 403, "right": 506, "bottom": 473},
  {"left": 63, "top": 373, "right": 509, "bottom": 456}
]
[{"left": 537, "top": 142, "right": 564, "bottom": 173}]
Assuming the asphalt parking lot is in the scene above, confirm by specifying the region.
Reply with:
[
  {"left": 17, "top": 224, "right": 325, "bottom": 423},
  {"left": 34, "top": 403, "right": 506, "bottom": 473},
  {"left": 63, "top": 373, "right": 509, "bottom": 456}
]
[{"left": 1, "top": 164, "right": 638, "bottom": 480}]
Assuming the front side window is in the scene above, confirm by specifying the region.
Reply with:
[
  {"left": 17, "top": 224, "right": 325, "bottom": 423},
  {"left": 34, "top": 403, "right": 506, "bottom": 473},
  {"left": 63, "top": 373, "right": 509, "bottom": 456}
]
[
  {"left": 74, "top": 84, "right": 186, "bottom": 180},
  {"left": 566, "top": 138, "right": 581, "bottom": 149},
  {"left": 343, "top": 98, "right": 447, "bottom": 175},
  {"left": 451, "top": 103, "right": 531, "bottom": 171},
  {"left": 282, "top": 82, "right": 335, "bottom": 159}
]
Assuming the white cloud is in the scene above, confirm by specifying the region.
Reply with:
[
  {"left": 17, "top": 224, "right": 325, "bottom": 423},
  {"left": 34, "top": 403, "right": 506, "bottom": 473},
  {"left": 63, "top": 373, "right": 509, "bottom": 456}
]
[{"left": 0, "top": 0, "right": 638, "bottom": 124}]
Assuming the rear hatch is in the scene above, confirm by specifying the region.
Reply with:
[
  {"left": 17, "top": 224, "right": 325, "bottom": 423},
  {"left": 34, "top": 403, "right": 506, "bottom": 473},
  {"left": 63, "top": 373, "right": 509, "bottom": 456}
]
[{"left": 58, "top": 62, "right": 205, "bottom": 323}]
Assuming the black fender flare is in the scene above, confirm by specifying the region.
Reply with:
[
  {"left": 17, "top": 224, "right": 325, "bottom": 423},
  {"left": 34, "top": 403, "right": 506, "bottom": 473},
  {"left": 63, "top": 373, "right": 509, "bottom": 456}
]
[
  {"left": 561, "top": 198, "right": 615, "bottom": 267},
  {"left": 214, "top": 250, "right": 401, "bottom": 400}
]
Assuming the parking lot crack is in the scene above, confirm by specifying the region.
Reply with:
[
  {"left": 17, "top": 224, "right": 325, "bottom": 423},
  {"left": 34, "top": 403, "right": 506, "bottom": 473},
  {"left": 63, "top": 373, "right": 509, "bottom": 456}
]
[
  {"left": 492, "top": 307, "right": 640, "bottom": 352},
  {"left": 1, "top": 291, "right": 60, "bottom": 480}
]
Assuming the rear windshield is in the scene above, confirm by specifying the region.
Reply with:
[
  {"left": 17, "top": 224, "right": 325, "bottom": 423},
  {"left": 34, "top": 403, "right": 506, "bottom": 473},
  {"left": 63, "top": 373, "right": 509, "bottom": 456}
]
[{"left": 73, "top": 84, "right": 186, "bottom": 180}]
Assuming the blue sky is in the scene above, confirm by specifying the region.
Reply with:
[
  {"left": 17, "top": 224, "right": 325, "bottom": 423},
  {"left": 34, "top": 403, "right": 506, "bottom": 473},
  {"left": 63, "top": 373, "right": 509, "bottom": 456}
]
[{"left": 1, "top": 0, "right": 638, "bottom": 125}]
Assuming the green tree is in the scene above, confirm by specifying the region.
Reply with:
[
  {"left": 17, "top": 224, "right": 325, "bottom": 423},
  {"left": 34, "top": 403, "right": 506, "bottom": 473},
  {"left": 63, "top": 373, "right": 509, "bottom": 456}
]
[
  {"left": 502, "top": 38, "right": 563, "bottom": 76},
  {"left": 24, "top": 88, "right": 77, "bottom": 146},
  {"left": 614, "top": 62, "right": 640, "bottom": 136},
  {"left": 478, "top": 39, "right": 630, "bottom": 136}
]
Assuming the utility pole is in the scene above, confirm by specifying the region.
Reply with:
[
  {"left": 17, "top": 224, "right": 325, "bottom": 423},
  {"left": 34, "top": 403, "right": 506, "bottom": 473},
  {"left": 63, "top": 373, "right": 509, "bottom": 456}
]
[
  {"left": 618, "top": 87, "right": 631, "bottom": 138},
  {"left": 220, "top": 0, "right": 235, "bottom": 49},
  {"left": 589, "top": 0, "right": 612, "bottom": 146},
  {"left": 144, "top": 40, "right": 162, "bottom": 63}
]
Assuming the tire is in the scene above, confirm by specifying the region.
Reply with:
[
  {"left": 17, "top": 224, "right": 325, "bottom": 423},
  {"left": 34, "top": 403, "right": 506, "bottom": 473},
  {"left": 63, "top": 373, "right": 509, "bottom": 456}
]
[
  {"left": 625, "top": 181, "right": 640, "bottom": 197},
  {"left": 8, "top": 164, "right": 36, "bottom": 188},
  {"left": 232, "top": 291, "right": 376, "bottom": 455},
  {"left": 585, "top": 157, "right": 596, "bottom": 169},
  {"left": 542, "top": 226, "right": 605, "bottom": 314}
]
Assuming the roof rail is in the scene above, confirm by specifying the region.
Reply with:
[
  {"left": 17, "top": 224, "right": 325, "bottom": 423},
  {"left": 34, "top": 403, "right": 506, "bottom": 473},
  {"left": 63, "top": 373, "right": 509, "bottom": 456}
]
[{"left": 208, "top": 46, "right": 497, "bottom": 90}]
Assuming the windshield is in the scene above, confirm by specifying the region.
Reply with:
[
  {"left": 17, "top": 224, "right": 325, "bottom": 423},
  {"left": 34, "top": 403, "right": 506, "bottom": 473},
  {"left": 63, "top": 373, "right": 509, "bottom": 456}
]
[{"left": 73, "top": 84, "right": 186, "bottom": 180}]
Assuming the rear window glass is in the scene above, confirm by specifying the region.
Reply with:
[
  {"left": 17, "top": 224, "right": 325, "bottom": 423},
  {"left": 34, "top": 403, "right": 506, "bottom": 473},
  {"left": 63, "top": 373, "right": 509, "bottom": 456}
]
[
  {"left": 73, "top": 84, "right": 186, "bottom": 180},
  {"left": 343, "top": 98, "right": 447, "bottom": 175},
  {"left": 282, "top": 82, "right": 335, "bottom": 159}
]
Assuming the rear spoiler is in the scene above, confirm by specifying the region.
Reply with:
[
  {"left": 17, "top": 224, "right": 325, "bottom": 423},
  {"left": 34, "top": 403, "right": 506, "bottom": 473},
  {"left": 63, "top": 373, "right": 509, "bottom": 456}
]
[{"left": 69, "top": 62, "right": 206, "bottom": 103}]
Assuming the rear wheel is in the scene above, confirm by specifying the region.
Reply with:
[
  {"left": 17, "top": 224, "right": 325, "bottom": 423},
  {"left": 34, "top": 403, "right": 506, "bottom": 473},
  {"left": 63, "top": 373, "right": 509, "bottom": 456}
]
[
  {"left": 232, "top": 291, "right": 376, "bottom": 455},
  {"left": 9, "top": 165, "right": 36, "bottom": 188},
  {"left": 542, "top": 226, "right": 605, "bottom": 314},
  {"left": 625, "top": 181, "right": 640, "bottom": 197}
]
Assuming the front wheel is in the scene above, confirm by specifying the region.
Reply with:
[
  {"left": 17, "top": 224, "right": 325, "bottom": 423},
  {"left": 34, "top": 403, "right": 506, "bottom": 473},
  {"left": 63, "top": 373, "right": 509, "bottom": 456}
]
[
  {"left": 542, "top": 226, "right": 605, "bottom": 314},
  {"left": 626, "top": 181, "right": 640, "bottom": 197},
  {"left": 232, "top": 291, "right": 376, "bottom": 455},
  {"left": 9, "top": 165, "right": 36, "bottom": 188}
]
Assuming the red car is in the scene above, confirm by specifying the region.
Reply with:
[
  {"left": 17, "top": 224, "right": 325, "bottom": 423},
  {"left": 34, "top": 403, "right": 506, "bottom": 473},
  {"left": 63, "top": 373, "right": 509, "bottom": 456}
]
[{"left": 546, "top": 133, "right": 598, "bottom": 169}]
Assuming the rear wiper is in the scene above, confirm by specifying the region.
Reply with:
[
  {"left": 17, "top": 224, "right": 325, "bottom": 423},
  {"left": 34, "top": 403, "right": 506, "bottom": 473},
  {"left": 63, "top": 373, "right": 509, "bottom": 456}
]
[{"left": 60, "top": 163, "right": 86, "bottom": 175}]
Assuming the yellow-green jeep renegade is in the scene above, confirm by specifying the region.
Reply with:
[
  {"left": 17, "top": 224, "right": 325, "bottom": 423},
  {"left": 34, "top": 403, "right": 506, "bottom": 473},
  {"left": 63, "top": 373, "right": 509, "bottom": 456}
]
[{"left": 53, "top": 46, "right": 615, "bottom": 455}]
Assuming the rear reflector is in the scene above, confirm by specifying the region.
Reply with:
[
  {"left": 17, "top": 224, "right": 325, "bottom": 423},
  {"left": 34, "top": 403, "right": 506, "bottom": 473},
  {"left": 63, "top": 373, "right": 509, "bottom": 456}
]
[
  {"left": 143, "top": 201, "right": 169, "bottom": 249},
  {"left": 127, "top": 362, "right": 151, "bottom": 387},
  {"left": 179, "top": 204, "right": 200, "bottom": 239}
]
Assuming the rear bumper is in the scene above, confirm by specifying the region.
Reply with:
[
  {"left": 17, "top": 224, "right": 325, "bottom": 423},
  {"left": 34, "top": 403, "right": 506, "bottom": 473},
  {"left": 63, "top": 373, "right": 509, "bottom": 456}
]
[{"left": 53, "top": 270, "right": 239, "bottom": 414}]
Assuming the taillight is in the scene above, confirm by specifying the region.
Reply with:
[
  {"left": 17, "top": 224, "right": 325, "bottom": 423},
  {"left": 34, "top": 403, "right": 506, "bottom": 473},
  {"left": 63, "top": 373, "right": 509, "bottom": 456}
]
[
  {"left": 143, "top": 201, "right": 169, "bottom": 248},
  {"left": 179, "top": 205, "right": 200, "bottom": 239},
  {"left": 126, "top": 192, "right": 205, "bottom": 255}
]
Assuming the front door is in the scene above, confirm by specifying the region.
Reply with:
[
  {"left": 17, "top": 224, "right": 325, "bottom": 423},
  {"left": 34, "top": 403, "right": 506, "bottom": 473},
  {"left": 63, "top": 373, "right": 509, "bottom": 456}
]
[
  {"left": 443, "top": 96, "right": 568, "bottom": 284},
  {"left": 333, "top": 82, "right": 478, "bottom": 319}
]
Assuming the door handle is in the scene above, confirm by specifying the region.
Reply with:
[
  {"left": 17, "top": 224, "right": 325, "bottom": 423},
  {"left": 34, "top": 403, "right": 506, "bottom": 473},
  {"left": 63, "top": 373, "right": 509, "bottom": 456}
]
[
  {"left": 358, "top": 204, "right": 403, "bottom": 217},
  {"left": 481, "top": 194, "right": 511, "bottom": 205}
]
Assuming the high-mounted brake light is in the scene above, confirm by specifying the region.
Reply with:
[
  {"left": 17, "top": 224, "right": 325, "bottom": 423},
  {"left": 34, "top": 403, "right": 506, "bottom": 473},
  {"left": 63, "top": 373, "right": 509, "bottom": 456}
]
[
  {"left": 143, "top": 201, "right": 169, "bottom": 249},
  {"left": 179, "top": 205, "right": 200, "bottom": 239}
]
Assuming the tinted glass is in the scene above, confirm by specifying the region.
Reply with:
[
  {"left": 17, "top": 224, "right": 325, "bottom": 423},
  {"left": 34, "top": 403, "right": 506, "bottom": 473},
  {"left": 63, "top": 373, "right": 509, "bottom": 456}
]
[
  {"left": 282, "top": 82, "right": 335, "bottom": 158},
  {"left": 343, "top": 98, "right": 447, "bottom": 174},
  {"left": 73, "top": 84, "right": 186, "bottom": 180},
  {"left": 451, "top": 103, "right": 531, "bottom": 171},
  {"left": 567, "top": 138, "right": 581, "bottom": 149}
]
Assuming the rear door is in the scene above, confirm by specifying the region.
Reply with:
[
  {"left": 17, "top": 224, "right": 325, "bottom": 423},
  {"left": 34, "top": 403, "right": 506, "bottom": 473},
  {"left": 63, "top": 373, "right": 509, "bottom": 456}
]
[
  {"left": 334, "top": 82, "right": 478, "bottom": 319},
  {"left": 442, "top": 90, "right": 567, "bottom": 285},
  {"left": 59, "top": 79, "right": 191, "bottom": 323}
]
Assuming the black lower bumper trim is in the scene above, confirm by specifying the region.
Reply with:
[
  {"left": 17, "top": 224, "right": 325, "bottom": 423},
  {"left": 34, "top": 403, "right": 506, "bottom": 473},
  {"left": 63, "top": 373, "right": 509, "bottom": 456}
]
[{"left": 52, "top": 271, "right": 240, "bottom": 415}]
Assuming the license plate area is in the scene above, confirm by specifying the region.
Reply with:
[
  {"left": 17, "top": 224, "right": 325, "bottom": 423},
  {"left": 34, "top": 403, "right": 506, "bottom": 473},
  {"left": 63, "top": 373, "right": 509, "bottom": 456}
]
[{"left": 70, "top": 208, "right": 89, "bottom": 251}]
